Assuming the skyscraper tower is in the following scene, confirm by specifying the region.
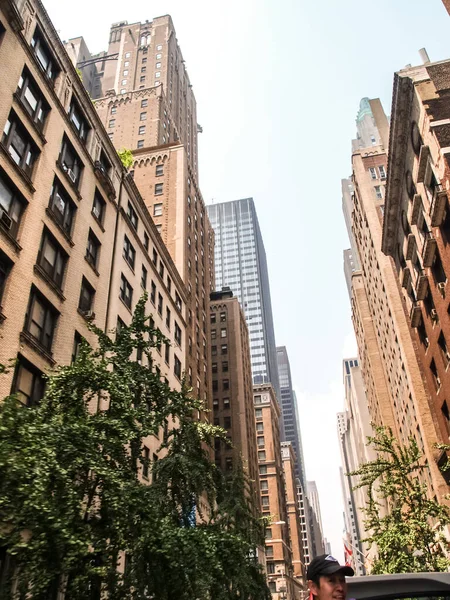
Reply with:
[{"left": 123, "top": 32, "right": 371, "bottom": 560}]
[
  {"left": 207, "top": 198, "right": 280, "bottom": 402},
  {"left": 276, "top": 347, "right": 306, "bottom": 490}
]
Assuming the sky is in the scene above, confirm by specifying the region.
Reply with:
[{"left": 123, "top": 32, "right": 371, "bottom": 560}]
[{"left": 42, "top": 0, "right": 450, "bottom": 562}]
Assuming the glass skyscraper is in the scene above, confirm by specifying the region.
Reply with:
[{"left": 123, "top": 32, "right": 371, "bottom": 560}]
[{"left": 207, "top": 198, "right": 280, "bottom": 401}]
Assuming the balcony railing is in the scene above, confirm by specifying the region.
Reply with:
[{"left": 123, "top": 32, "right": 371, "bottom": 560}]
[
  {"left": 94, "top": 161, "right": 116, "bottom": 200},
  {"left": 405, "top": 233, "right": 416, "bottom": 260},
  {"left": 410, "top": 194, "right": 423, "bottom": 226},
  {"left": 401, "top": 267, "right": 411, "bottom": 289},
  {"left": 415, "top": 269, "right": 429, "bottom": 301},
  {"left": 410, "top": 302, "right": 422, "bottom": 328},
  {"left": 430, "top": 185, "right": 448, "bottom": 227}
]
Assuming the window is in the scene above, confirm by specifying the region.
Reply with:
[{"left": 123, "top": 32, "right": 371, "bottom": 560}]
[
  {"left": 156, "top": 164, "right": 163, "bottom": 176},
  {"left": 210, "top": 314, "right": 216, "bottom": 324},
  {"left": 92, "top": 190, "right": 105, "bottom": 225},
  {"left": 140, "top": 112, "right": 147, "bottom": 121},
  {"left": 2, "top": 112, "right": 39, "bottom": 176},
  {"left": 59, "top": 135, "right": 83, "bottom": 188},
  {"left": 0, "top": 168, "right": 26, "bottom": 237},
  {"left": 79, "top": 277, "right": 95, "bottom": 314},
  {"left": 259, "top": 465, "right": 267, "bottom": 475},
  {"left": 48, "top": 178, "right": 76, "bottom": 236},
  {"left": 141, "top": 265, "right": 147, "bottom": 290},
  {"left": 212, "top": 362, "right": 218, "bottom": 374},
  {"left": 174, "top": 355, "right": 182, "bottom": 379},
  {"left": 37, "top": 227, "right": 67, "bottom": 287},
  {"left": 430, "top": 358, "right": 441, "bottom": 392},
  {"left": 141, "top": 99, "right": 148, "bottom": 108},
  {"left": 138, "top": 125, "right": 145, "bottom": 135},
  {"left": 137, "top": 140, "right": 144, "bottom": 149},
  {"left": 261, "top": 496, "right": 270, "bottom": 508},
  {"left": 165, "top": 342, "right": 170, "bottom": 364},
  {"left": 157, "top": 292, "right": 163, "bottom": 315},
  {"left": 175, "top": 322, "right": 182, "bottom": 345},
  {"left": 109, "top": 118, "right": 115, "bottom": 128},
  {"left": 141, "top": 66, "right": 146, "bottom": 73},
  {"left": 156, "top": 62, "right": 161, "bottom": 69},
  {"left": 257, "top": 436, "right": 265, "bottom": 447},
  {"left": 123, "top": 235, "right": 136, "bottom": 269},
  {"left": 255, "top": 407, "right": 263, "bottom": 419},
  {"left": 220, "top": 312, "right": 226, "bottom": 322},
  {"left": 111, "top": 108, "right": 117, "bottom": 116},
  {"left": 212, "top": 380, "right": 218, "bottom": 393},
  {"left": 256, "top": 422, "right": 264, "bottom": 433},
  {"left": 12, "top": 355, "right": 45, "bottom": 406},
  {"left": 156, "top": 53, "right": 162, "bottom": 58},
  {"left": 143, "top": 231, "right": 149, "bottom": 251},
  {"left": 221, "top": 344, "right": 227, "bottom": 355},
  {"left": 211, "top": 329, "right": 217, "bottom": 340},
  {"left": 222, "top": 361, "right": 228, "bottom": 372},
  {"left": 159, "top": 262, "right": 164, "bottom": 279},
  {"left": 265, "top": 526, "right": 272, "bottom": 538},
  {"left": 369, "top": 167, "right": 377, "bottom": 180},
  {"left": 152, "top": 249, "right": 158, "bottom": 265},
  {"left": 150, "top": 281, "right": 156, "bottom": 304},
  {"left": 374, "top": 185, "right": 383, "bottom": 199},
  {"left": 25, "top": 287, "right": 58, "bottom": 351},
  {"left": 68, "top": 97, "right": 90, "bottom": 142},
  {"left": 258, "top": 450, "right": 266, "bottom": 461},
  {"left": 155, "top": 72, "right": 161, "bottom": 78},
  {"left": 16, "top": 67, "right": 50, "bottom": 131},
  {"left": 0, "top": 250, "right": 13, "bottom": 306},
  {"left": 120, "top": 274, "right": 133, "bottom": 309},
  {"left": 30, "top": 27, "right": 59, "bottom": 81},
  {"left": 224, "top": 416, "right": 231, "bottom": 429},
  {"left": 438, "top": 331, "right": 450, "bottom": 368},
  {"left": 266, "top": 562, "right": 275, "bottom": 574},
  {"left": 223, "top": 397, "right": 230, "bottom": 408},
  {"left": 155, "top": 183, "right": 163, "bottom": 195},
  {"left": 85, "top": 229, "right": 100, "bottom": 269},
  {"left": 167, "top": 276, "right": 172, "bottom": 293},
  {"left": 142, "top": 446, "right": 150, "bottom": 479},
  {"left": 379, "top": 165, "right": 386, "bottom": 179},
  {"left": 120, "top": 89, "right": 126, "bottom": 95},
  {"left": 140, "top": 76, "right": 145, "bottom": 84},
  {"left": 220, "top": 328, "right": 227, "bottom": 338},
  {"left": 142, "top": 58, "right": 148, "bottom": 64},
  {"left": 175, "top": 292, "right": 182, "bottom": 311},
  {"left": 154, "top": 203, "right": 162, "bottom": 217},
  {"left": 165, "top": 306, "right": 171, "bottom": 329},
  {"left": 121, "top": 80, "right": 127, "bottom": 86},
  {"left": 125, "top": 52, "right": 131, "bottom": 58},
  {"left": 127, "top": 202, "right": 138, "bottom": 230}
]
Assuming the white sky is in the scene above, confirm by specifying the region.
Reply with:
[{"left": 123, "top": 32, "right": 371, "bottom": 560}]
[{"left": 42, "top": 0, "right": 450, "bottom": 562}]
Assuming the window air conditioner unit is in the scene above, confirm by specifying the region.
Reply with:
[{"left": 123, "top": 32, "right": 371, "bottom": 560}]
[
  {"left": 67, "top": 169, "right": 76, "bottom": 183},
  {"left": 431, "top": 308, "right": 438, "bottom": 321},
  {"left": 83, "top": 310, "right": 95, "bottom": 320},
  {"left": 438, "top": 282, "right": 446, "bottom": 297},
  {"left": 0, "top": 209, "right": 12, "bottom": 230}
]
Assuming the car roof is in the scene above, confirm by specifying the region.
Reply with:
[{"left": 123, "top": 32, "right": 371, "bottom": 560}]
[{"left": 347, "top": 572, "right": 450, "bottom": 600}]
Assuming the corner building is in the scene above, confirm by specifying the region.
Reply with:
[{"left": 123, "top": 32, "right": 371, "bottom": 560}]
[{"left": 382, "top": 60, "right": 450, "bottom": 479}]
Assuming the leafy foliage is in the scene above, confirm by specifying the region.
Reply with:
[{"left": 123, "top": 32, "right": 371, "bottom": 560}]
[
  {"left": 117, "top": 148, "right": 134, "bottom": 170},
  {"left": 0, "top": 295, "right": 269, "bottom": 599},
  {"left": 350, "top": 426, "right": 450, "bottom": 574}
]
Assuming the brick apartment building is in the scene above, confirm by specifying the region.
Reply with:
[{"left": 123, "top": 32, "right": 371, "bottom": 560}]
[
  {"left": 65, "top": 18, "right": 215, "bottom": 408},
  {"left": 254, "top": 384, "right": 298, "bottom": 600},
  {"left": 382, "top": 60, "right": 450, "bottom": 477},
  {"left": 348, "top": 96, "right": 448, "bottom": 501},
  {"left": 0, "top": 0, "right": 188, "bottom": 474}
]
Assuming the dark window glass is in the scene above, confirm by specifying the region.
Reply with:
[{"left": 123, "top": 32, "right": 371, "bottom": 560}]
[
  {"left": 123, "top": 235, "right": 136, "bottom": 269},
  {"left": 222, "top": 361, "right": 228, "bottom": 372},
  {"left": 0, "top": 168, "right": 26, "bottom": 237},
  {"left": 12, "top": 354, "right": 45, "bottom": 405},
  {"left": 0, "top": 250, "right": 13, "bottom": 305},
  {"left": 157, "top": 292, "right": 163, "bottom": 315},
  {"left": 2, "top": 112, "right": 39, "bottom": 175},
  {"left": 221, "top": 344, "right": 227, "bottom": 355},
  {"left": 86, "top": 229, "right": 101, "bottom": 269},
  {"left": 30, "top": 27, "right": 59, "bottom": 81},
  {"left": 72, "top": 331, "right": 83, "bottom": 363},
  {"left": 155, "top": 183, "right": 163, "bottom": 195},
  {"left": 59, "top": 135, "right": 83, "bottom": 188},
  {"left": 25, "top": 286, "right": 58, "bottom": 351},
  {"left": 79, "top": 277, "right": 95, "bottom": 313},
  {"left": 48, "top": 178, "right": 76, "bottom": 236},
  {"left": 120, "top": 273, "right": 133, "bottom": 309},
  {"left": 143, "top": 447, "right": 150, "bottom": 479},
  {"left": 68, "top": 96, "right": 90, "bottom": 141},
  {"left": 156, "top": 164, "right": 163, "bottom": 176},
  {"left": 37, "top": 227, "right": 68, "bottom": 288},
  {"left": 92, "top": 190, "right": 105, "bottom": 224},
  {"left": 16, "top": 67, "right": 50, "bottom": 130},
  {"left": 127, "top": 202, "right": 138, "bottom": 230},
  {"left": 141, "top": 265, "right": 147, "bottom": 289},
  {"left": 152, "top": 249, "right": 158, "bottom": 265},
  {"left": 174, "top": 355, "right": 182, "bottom": 379},
  {"left": 165, "top": 342, "right": 170, "bottom": 364},
  {"left": 143, "top": 231, "right": 149, "bottom": 251},
  {"left": 174, "top": 322, "right": 182, "bottom": 345},
  {"left": 150, "top": 280, "right": 156, "bottom": 304}
]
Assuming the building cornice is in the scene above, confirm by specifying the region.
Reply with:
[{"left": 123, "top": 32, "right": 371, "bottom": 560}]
[{"left": 381, "top": 73, "right": 415, "bottom": 256}]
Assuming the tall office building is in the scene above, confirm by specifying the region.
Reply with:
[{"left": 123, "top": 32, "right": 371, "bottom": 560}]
[
  {"left": 276, "top": 347, "right": 307, "bottom": 490},
  {"left": 207, "top": 199, "right": 280, "bottom": 402},
  {"left": 67, "top": 17, "right": 215, "bottom": 406},
  {"left": 347, "top": 95, "right": 448, "bottom": 501}
]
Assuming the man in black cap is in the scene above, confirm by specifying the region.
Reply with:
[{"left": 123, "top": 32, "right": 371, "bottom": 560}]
[{"left": 307, "top": 554, "right": 354, "bottom": 600}]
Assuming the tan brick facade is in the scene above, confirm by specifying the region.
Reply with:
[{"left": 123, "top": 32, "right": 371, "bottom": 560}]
[
  {"left": 382, "top": 61, "right": 450, "bottom": 486},
  {"left": 0, "top": 0, "right": 187, "bottom": 478}
]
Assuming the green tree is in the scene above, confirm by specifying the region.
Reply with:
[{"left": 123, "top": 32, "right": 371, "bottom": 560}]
[
  {"left": 117, "top": 148, "right": 133, "bottom": 170},
  {"left": 350, "top": 426, "right": 450, "bottom": 574},
  {"left": 0, "top": 295, "right": 269, "bottom": 599}
]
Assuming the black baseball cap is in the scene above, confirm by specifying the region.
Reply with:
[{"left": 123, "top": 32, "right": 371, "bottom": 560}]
[{"left": 307, "top": 554, "right": 354, "bottom": 580}]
